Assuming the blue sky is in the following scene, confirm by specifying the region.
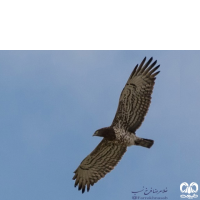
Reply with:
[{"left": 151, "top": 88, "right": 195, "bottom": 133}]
[{"left": 0, "top": 51, "right": 199, "bottom": 200}]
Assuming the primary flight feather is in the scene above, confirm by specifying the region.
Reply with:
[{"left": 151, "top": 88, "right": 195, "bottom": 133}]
[{"left": 73, "top": 57, "right": 160, "bottom": 193}]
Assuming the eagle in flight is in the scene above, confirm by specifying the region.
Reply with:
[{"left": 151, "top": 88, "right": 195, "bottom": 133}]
[{"left": 73, "top": 57, "right": 160, "bottom": 193}]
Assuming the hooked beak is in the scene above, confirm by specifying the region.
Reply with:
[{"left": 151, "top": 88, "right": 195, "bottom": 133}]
[{"left": 93, "top": 131, "right": 99, "bottom": 136}]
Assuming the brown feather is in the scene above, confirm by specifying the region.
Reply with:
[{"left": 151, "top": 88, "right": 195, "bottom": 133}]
[
  {"left": 73, "top": 139, "right": 127, "bottom": 193},
  {"left": 111, "top": 57, "right": 160, "bottom": 133},
  {"left": 73, "top": 57, "right": 160, "bottom": 193}
]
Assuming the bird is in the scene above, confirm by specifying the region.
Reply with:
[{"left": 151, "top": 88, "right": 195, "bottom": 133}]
[{"left": 72, "top": 57, "right": 160, "bottom": 193}]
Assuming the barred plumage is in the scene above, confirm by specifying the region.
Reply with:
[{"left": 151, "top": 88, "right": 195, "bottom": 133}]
[
  {"left": 73, "top": 139, "right": 127, "bottom": 193},
  {"left": 111, "top": 57, "right": 160, "bottom": 132},
  {"left": 73, "top": 57, "right": 160, "bottom": 193}
]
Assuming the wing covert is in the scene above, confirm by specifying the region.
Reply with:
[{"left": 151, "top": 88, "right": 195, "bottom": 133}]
[
  {"left": 72, "top": 138, "right": 127, "bottom": 193},
  {"left": 111, "top": 57, "right": 160, "bottom": 133}
]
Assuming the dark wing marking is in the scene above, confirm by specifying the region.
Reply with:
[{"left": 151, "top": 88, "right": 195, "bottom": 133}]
[
  {"left": 72, "top": 138, "right": 127, "bottom": 193},
  {"left": 111, "top": 57, "right": 160, "bottom": 133}
]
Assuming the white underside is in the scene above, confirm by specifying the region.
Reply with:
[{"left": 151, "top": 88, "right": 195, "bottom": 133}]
[{"left": 113, "top": 127, "right": 138, "bottom": 146}]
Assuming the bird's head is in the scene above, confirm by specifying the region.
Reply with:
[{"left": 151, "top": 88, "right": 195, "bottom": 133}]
[{"left": 93, "top": 127, "right": 116, "bottom": 141}]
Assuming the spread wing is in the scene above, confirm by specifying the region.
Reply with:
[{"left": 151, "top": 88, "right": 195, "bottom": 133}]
[
  {"left": 72, "top": 138, "right": 127, "bottom": 193},
  {"left": 111, "top": 57, "right": 160, "bottom": 133}
]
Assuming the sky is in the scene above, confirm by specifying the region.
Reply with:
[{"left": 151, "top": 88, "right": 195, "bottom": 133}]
[{"left": 0, "top": 51, "right": 200, "bottom": 200}]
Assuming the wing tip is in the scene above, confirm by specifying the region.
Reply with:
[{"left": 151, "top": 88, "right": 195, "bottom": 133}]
[
  {"left": 74, "top": 182, "right": 91, "bottom": 193},
  {"left": 133, "top": 56, "right": 159, "bottom": 76},
  {"left": 149, "top": 57, "right": 153, "bottom": 62}
]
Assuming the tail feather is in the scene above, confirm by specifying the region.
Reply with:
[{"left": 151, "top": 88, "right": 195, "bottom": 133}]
[{"left": 135, "top": 138, "right": 154, "bottom": 148}]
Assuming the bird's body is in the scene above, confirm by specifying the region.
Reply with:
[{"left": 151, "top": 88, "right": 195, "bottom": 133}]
[
  {"left": 73, "top": 57, "right": 160, "bottom": 193},
  {"left": 113, "top": 126, "right": 137, "bottom": 146}
]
